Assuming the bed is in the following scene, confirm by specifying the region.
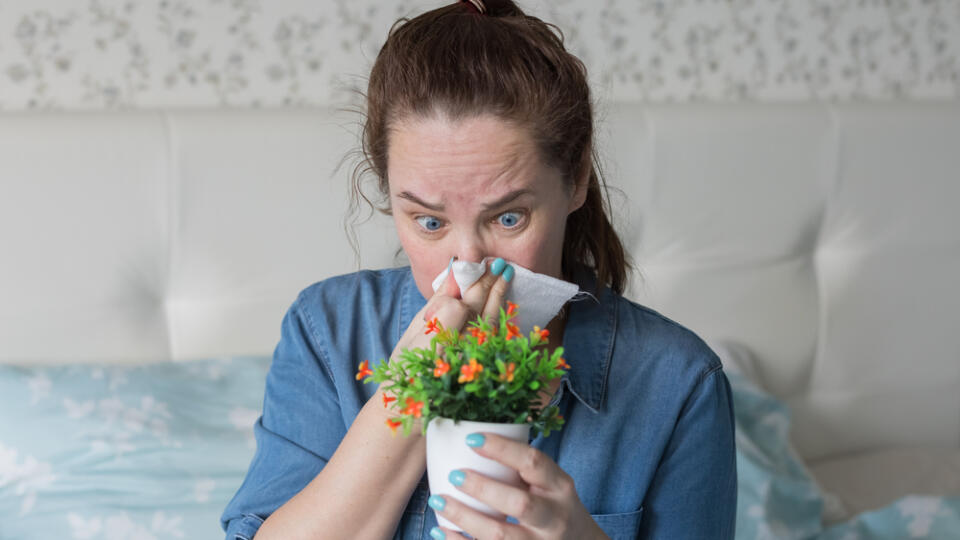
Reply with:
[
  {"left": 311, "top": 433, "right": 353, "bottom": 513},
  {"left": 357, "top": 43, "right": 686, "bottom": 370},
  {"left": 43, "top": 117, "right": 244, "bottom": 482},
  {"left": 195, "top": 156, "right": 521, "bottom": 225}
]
[{"left": 1, "top": 103, "right": 958, "bottom": 538}]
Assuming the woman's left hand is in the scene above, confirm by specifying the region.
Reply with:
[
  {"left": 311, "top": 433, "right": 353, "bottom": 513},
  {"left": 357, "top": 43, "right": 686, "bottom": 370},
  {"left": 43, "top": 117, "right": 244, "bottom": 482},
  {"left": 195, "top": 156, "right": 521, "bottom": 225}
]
[{"left": 428, "top": 433, "right": 609, "bottom": 540}]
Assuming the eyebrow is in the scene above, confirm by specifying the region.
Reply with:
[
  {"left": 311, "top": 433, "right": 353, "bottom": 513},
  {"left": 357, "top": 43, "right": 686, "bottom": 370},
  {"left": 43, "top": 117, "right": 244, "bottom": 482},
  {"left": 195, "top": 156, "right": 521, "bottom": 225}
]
[{"left": 398, "top": 188, "right": 533, "bottom": 213}]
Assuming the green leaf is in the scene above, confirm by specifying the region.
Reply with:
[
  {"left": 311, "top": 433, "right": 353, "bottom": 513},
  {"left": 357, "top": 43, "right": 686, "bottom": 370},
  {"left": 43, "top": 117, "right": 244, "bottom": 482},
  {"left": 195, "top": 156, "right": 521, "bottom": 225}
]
[{"left": 378, "top": 310, "right": 568, "bottom": 437}]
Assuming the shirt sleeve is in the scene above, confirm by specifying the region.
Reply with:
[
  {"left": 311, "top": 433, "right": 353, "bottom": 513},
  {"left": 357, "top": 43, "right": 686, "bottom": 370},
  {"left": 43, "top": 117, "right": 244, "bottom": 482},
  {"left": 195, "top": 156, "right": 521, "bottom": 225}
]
[
  {"left": 220, "top": 294, "right": 347, "bottom": 539},
  {"left": 636, "top": 365, "right": 738, "bottom": 539}
]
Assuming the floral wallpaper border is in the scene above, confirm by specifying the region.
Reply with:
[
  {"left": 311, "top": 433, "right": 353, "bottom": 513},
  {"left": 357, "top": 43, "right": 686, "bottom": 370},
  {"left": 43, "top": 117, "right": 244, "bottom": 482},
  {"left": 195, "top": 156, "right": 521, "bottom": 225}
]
[{"left": 0, "top": 0, "right": 958, "bottom": 110}]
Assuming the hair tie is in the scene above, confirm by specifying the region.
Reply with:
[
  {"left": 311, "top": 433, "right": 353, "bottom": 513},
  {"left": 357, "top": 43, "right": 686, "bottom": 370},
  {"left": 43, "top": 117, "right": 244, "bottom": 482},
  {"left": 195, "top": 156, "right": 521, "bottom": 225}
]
[{"left": 460, "top": 0, "right": 487, "bottom": 15}]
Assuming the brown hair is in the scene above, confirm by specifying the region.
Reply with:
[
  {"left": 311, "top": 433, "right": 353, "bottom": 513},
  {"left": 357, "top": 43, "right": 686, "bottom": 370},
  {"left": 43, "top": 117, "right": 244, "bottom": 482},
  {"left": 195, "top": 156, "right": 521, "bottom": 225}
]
[{"left": 344, "top": 0, "right": 630, "bottom": 295}]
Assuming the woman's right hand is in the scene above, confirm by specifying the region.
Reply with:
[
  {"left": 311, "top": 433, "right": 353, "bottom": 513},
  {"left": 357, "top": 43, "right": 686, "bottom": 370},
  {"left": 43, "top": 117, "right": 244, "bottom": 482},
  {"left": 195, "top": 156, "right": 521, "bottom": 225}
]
[
  {"left": 375, "top": 258, "right": 513, "bottom": 403},
  {"left": 396, "top": 257, "right": 512, "bottom": 362}
]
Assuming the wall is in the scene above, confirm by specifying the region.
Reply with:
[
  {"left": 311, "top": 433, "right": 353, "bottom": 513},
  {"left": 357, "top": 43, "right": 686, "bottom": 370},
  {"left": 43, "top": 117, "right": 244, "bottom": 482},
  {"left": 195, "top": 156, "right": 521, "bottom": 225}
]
[{"left": 1, "top": 0, "right": 958, "bottom": 110}]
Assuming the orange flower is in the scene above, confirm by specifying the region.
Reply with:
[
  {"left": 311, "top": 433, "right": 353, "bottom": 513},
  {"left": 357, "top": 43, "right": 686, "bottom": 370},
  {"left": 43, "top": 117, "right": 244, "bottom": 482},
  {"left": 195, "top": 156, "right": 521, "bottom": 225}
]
[
  {"left": 458, "top": 358, "right": 484, "bottom": 383},
  {"left": 425, "top": 317, "right": 441, "bottom": 335},
  {"left": 356, "top": 359, "right": 373, "bottom": 380},
  {"left": 533, "top": 325, "right": 550, "bottom": 341},
  {"left": 382, "top": 393, "right": 397, "bottom": 408},
  {"left": 386, "top": 418, "right": 403, "bottom": 436},
  {"left": 499, "top": 362, "right": 516, "bottom": 382},
  {"left": 468, "top": 326, "right": 487, "bottom": 345},
  {"left": 506, "top": 301, "right": 518, "bottom": 315},
  {"left": 401, "top": 397, "right": 424, "bottom": 418},
  {"left": 433, "top": 359, "right": 451, "bottom": 377},
  {"left": 505, "top": 322, "right": 521, "bottom": 340},
  {"left": 556, "top": 357, "right": 570, "bottom": 370},
  {"left": 408, "top": 377, "right": 415, "bottom": 385}
]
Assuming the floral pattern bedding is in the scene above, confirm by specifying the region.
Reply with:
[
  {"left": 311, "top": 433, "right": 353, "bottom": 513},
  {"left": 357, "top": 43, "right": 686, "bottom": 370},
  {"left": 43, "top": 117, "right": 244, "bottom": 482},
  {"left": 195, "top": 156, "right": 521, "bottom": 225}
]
[{"left": 1, "top": 357, "right": 957, "bottom": 539}]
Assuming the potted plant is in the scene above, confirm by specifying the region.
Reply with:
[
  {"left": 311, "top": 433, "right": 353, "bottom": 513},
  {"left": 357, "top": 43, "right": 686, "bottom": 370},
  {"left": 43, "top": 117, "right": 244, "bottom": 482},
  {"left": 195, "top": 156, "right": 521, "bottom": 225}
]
[{"left": 356, "top": 301, "right": 568, "bottom": 531}]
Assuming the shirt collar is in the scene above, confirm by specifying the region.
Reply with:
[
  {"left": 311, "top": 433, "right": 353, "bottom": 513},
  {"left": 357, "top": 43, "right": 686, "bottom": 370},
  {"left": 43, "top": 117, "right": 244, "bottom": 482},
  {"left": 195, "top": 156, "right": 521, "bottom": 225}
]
[{"left": 398, "top": 264, "right": 616, "bottom": 414}]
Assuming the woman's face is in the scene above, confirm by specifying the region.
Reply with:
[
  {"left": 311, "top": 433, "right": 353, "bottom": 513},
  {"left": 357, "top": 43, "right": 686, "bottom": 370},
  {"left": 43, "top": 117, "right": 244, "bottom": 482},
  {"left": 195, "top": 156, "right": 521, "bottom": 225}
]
[{"left": 387, "top": 113, "right": 587, "bottom": 300}]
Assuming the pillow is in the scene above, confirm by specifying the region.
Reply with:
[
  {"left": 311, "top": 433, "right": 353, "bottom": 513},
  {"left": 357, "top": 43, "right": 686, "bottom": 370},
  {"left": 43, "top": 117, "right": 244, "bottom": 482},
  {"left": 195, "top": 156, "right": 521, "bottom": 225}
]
[
  {"left": 704, "top": 337, "right": 765, "bottom": 389},
  {"left": 0, "top": 356, "right": 270, "bottom": 539}
]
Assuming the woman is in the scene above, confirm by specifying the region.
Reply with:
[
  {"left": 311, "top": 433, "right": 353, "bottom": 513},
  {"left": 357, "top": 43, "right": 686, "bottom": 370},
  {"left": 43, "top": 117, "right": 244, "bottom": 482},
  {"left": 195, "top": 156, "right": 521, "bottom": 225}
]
[{"left": 221, "top": 1, "right": 736, "bottom": 539}]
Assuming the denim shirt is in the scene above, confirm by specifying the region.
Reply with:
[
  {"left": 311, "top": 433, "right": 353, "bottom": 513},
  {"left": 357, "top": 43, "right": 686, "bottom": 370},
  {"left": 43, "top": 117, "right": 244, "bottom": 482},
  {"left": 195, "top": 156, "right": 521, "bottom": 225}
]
[{"left": 221, "top": 265, "right": 737, "bottom": 539}]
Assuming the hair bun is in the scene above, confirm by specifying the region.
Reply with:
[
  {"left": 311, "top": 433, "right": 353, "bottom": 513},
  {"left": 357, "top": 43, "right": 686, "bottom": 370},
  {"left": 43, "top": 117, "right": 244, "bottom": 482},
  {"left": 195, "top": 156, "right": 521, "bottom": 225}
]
[
  {"left": 486, "top": 0, "right": 524, "bottom": 17},
  {"left": 460, "top": 0, "right": 524, "bottom": 17},
  {"left": 461, "top": 0, "right": 486, "bottom": 14}
]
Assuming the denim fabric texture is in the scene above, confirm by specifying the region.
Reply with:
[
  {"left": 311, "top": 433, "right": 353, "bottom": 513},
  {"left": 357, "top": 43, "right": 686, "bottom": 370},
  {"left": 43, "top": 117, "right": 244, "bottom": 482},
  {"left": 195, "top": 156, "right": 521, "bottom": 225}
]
[{"left": 220, "top": 265, "right": 737, "bottom": 539}]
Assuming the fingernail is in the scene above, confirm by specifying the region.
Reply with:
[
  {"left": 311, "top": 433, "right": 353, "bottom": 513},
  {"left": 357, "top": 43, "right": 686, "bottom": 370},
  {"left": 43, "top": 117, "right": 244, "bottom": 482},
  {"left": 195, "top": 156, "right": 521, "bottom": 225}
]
[
  {"left": 490, "top": 257, "right": 506, "bottom": 276},
  {"left": 428, "top": 494, "right": 446, "bottom": 511},
  {"left": 430, "top": 526, "right": 446, "bottom": 540},
  {"left": 502, "top": 265, "right": 515, "bottom": 283},
  {"left": 449, "top": 469, "right": 465, "bottom": 487},
  {"left": 465, "top": 433, "right": 485, "bottom": 447}
]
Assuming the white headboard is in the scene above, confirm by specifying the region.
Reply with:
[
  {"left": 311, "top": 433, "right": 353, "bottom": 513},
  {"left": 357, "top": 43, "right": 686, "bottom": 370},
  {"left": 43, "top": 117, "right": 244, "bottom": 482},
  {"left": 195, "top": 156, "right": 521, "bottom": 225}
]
[{"left": 2, "top": 103, "right": 958, "bottom": 462}]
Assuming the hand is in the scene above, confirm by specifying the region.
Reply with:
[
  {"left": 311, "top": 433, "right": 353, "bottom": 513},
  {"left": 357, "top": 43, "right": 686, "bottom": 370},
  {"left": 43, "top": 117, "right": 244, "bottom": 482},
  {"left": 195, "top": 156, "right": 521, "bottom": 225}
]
[
  {"left": 428, "top": 433, "right": 609, "bottom": 540},
  {"left": 393, "top": 258, "right": 512, "bottom": 362},
  {"left": 373, "top": 258, "right": 513, "bottom": 410}
]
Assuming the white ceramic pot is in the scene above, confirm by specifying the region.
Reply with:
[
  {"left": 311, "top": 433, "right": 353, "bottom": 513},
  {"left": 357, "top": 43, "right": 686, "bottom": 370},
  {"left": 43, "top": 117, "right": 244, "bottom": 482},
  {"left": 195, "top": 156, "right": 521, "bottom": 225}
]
[{"left": 426, "top": 417, "right": 532, "bottom": 532}]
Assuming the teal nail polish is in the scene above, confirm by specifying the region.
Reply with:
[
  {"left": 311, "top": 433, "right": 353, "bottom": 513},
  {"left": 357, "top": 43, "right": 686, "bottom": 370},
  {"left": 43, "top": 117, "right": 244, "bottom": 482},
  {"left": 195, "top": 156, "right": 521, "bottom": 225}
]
[
  {"left": 428, "top": 494, "right": 446, "bottom": 511},
  {"left": 502, "top": 265, "right": 515, "bottom": 283},
  {"left": 449, "top": 469, "right": 465, "bottom": 487},
  {"left": 430, "top": 526, "right": 446, "bottom": 540},
  {"left": 490, "top": 257, "right": 506, "bottom": 276},
  {"left": 466, "top": 433, "right": 485, "bottom": 448}
]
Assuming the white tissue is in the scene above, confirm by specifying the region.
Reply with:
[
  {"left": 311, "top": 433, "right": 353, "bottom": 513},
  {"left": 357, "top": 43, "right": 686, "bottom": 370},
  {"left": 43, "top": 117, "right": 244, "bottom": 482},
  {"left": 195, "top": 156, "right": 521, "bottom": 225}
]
[{"left": 430, "top": 257, "right": 580, "bottom": 335}]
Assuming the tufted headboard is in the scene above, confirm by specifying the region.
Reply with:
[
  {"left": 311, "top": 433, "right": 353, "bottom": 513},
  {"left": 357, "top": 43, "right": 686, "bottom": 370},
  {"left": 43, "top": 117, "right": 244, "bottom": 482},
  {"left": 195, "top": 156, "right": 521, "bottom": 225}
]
[{"left": 2, "top": 103, "right": 958, "bottom": 463}]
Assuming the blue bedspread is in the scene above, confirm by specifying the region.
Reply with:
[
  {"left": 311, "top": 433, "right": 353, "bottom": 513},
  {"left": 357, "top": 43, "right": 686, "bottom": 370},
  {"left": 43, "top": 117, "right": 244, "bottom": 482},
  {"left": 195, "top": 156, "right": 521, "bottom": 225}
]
[
  {"left": 0, "top": 358, "right": 957, "bottom": 539},
  {"left": 730, "top": 371, "right": 960, "bottom": 539},
  {"left": 0, "top": 357, "right": 270, "bottom": 539}
]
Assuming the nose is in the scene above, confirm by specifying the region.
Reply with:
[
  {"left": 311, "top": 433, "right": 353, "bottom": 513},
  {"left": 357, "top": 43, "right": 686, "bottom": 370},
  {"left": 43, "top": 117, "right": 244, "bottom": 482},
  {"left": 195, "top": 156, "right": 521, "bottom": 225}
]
[{"left": 454, "top": 232, "right": 488, "bottom": 265}]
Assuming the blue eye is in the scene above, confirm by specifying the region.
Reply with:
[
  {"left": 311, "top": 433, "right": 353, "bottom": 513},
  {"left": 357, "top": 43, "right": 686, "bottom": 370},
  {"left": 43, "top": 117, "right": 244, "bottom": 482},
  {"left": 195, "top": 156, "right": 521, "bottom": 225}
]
[
  {"left": 498, "top": 211, "right": 522, "bottom": 228},
  {"left": 415, "top": 215, "right": 443, "bottom": 232}
]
